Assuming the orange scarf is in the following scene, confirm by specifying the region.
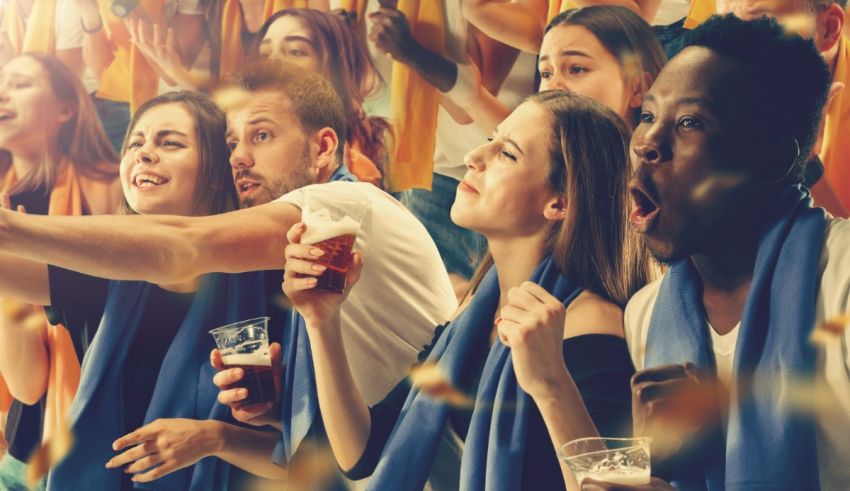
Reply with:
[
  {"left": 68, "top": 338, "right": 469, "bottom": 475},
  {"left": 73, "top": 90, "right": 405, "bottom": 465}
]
[
  {"left": 0, "top": 0, "right": 57, "bottom": 55},
  {"left": 547, "top": 0, "right": 568, "bottom": 23},
  {"left": 820, "top": 36, "right": 850, "bottom": 210},
  {"left": 0, "top": 164, "right": 114, "bottom": 443},
  {"left": 95, "top": 0, "right": 163, "bottom": 112},
  {"left": 386, "top": 0, "right": 445, "bottom": 192},
  {"left": 348, "top": 144, "right": 382, "bottom": 187},
  {"left": 684, "top": 0, "right": 716, "bottom": 29},
  {"left": 219, "top": 0, "right": 308, "bottom": 80}
]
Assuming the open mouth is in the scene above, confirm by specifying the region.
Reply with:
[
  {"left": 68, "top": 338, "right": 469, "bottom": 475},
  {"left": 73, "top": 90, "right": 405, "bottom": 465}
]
[
  {"left": 236, "top": 179, "right": 261, "bottom": 197},
  {"left": 0, "top": 110, "right": 17, "bottom": 122},
  {"left": 629, "top": 185, "right": 660, "bottom": 233},
  {"left": 133, "top": 173, "right": 169, "bottom": 189}
]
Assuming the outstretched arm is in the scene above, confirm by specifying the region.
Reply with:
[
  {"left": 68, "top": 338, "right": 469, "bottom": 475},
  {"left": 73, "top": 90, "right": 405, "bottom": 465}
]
[
  {"left": 0, "top": 202, "right": 301, "bottom": 285},
  {"left": 369, "top": 6, "right": 458, "bottom": 92},
  {"left": 442, "top": 62, "right": 512, "bottom": 134},
  {"left": 462, "top": 0, "right": 548, "bottom": 53}
]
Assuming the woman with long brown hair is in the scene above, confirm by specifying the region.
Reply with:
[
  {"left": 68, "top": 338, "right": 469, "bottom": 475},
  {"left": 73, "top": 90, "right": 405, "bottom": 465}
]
[
  {"left": 0, "top": 52, "right": 120, "bottom": 491},
  {"left": 271, "top": 90, "right": 652, "bottom": 490},
  {"left": 451, "top": 5, "right": 666, "bottom": 134},
  {"left": 0, "top": 90, "right": 284, "bottom": 490}
]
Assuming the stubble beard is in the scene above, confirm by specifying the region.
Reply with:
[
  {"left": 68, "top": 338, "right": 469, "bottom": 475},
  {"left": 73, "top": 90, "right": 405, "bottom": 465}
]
[{"left": 239, "top": 144, "right": 315, "bottom": 208}]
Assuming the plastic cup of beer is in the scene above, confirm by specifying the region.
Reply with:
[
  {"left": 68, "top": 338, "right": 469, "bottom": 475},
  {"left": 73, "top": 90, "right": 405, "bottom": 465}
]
[
  {"left": 209, "top": 317, "right": 275, "bottom": 406},
  {"left": 559, "top": 437, "right": 651, "bottom": 486},
  {"left": 299, "top": 188, "right": 370, "bottom": 294}
]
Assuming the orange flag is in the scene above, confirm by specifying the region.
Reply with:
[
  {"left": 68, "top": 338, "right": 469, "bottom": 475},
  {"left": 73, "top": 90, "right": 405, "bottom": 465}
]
[{"left": 386, "top": 0, "right": 446, "bottom": 191}]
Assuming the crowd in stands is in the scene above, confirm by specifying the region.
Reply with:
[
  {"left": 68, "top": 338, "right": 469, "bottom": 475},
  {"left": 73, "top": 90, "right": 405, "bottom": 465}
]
[{"left": 0, "top": 1, "right": 848, "bottom": 490}]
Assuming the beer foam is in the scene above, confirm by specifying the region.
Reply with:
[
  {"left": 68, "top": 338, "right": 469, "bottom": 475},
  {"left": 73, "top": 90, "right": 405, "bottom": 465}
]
[
  {"left": 577, "top": 469, "right": 649, "bottom": 486},
  {"left": 222, "top": 352, "right": 271, "bottom": 367},
  {"left": 301, "top": 206, "right": 360, "bottom": 245}
]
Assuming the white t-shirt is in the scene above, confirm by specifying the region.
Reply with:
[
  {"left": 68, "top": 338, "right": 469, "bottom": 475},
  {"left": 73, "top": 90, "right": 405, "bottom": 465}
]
[
  {"left": 624, "top": 217, "right": 850, "bottom": 491},
  {"left": 54, "top": 0, "right": 84, "bottom": 51},
  {"left": 274, "top": 182, "right": 458, "bottom": 405},
  {"left": 653, "top": 0, "right": 692, "bottom": 26},
  {"left": 708, "top": 322, "right": 739, "bottom": 386},
  {"left": 53, "top": 0, "right": 99, "bottom": 93}
]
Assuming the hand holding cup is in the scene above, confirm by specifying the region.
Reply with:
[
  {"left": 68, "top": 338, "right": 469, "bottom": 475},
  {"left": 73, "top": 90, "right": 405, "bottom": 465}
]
[{"left": 282, "top": 222, "right": 363, "bottom": 326}]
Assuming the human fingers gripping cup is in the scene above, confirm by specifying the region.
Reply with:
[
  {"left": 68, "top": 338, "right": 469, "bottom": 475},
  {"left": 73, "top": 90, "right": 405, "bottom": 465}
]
[
  {"left": 560, "top": 437, "right": 652, "bottom": 487},
  {"left": 298, "top": 188, "right": 370, "bottom": 294},
  {"left": 209, "top": 317, "right": 276, "bottom": 406}
]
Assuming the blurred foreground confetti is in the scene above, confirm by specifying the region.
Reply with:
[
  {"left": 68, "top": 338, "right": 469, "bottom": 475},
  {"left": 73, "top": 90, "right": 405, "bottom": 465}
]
[
  {"left": 287, "top": 439, "right": 340, "bottom": 491},
  {"left": 27, "top": 415, "right": 73, "bottom": 486},
  {"left": 811, "top": 313, "right": 849, "bottom": 346},
  {"left": 1, "top": 299, "right": 45, "bottom": 333},
  {"left": 691, "top": 172, "right": 747, "bottom": 203},
  {"left": 409, "top": 362, "right": 474, "bottom": 408},
  {"left": 212, "top": 85, "right": 254, "bottom": 113}
]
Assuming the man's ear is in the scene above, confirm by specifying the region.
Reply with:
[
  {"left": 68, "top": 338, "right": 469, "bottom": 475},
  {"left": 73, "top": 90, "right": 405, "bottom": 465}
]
[
  {"left": 312, "top": 127, "right": 340, "bottom": 172},
  {"left": 752, "top": 136, "right": 801, "bottom": 183},
  {"left": 543, "top": 194, "right": 567, "bottom": 221},
  {"left": 814, "top": 3, "right": 844, "bottom": 53}
]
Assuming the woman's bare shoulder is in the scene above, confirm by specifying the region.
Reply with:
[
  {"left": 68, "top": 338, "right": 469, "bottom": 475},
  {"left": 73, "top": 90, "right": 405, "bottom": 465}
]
[{"left": 563, "top": 290, "right": 625, "bottom": 340}]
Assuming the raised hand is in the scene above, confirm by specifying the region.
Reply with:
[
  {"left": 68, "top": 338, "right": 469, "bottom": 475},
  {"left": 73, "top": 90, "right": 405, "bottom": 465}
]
[
  {"left": 368, "top": 3, "right": 419, "bottom": 65},
  {"left": 125, "top": 18, "right": 188, "bottom": 87},
  {"left": 211, "top": 342, "right": 282, "bottom": 428},
  {"left": 631, "top": 363, "right": 725, "bottom": 460},
  {"left": 497, "top": 281, "right": 570, "bottom": 400},
  {"left": 281, "top": 222, "right": 362, "bottom": 326}
]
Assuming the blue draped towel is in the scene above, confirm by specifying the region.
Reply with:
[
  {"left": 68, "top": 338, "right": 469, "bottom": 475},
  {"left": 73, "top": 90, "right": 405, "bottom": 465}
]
[
  {"left": 367, "top": 256, "right": 582, "bottom": 490},
  {"left": 645, "top": 185, "right": 826, "bottom": 491},
  {"left": 273, "top": 164, "right": 357, "bottom": 468},
  {"left": 48, "top": 272, "right": 265, "bottom": 491}
]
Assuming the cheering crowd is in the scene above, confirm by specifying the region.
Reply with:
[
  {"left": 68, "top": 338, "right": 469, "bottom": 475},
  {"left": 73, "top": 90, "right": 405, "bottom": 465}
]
[{"left": 0, "top": 0, "right": 848, "bottom": 490}]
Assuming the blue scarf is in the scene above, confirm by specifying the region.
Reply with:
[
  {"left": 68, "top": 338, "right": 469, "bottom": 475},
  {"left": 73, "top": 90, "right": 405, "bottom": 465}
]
[
  {"left": 272, "top": 164, "right": 357, "bottom": 469},
  {"left": 48, "top": 272, "right": 266, "bottom": 491},
  {"left": 368, "top": 257, "right": 582, "bottom": 490},
  {"left": 645, "top": 185, "right": 826, "bottom": 491}
]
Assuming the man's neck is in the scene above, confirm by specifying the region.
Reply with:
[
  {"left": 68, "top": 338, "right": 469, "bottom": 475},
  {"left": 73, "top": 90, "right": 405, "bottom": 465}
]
[
  {"left": 317, "top": 161, "right": 342, "bottom": 183},
  {"left": 691, "top": 241, "right": 758, "bottom": 335},
  {"left": 824, "top": 42, "right": 840, "bottom": 76}
]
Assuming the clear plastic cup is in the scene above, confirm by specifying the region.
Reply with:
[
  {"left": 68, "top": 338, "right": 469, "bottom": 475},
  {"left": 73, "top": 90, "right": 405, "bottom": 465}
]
[
  {"left": 559, "top": 437, "right": 652, "bottom": 486},
  {"left": 299, "top": 188, "right": 370, "bottom": 294},
  {"left": 209, "top": 317, "right": 275, "bottom": 406}
]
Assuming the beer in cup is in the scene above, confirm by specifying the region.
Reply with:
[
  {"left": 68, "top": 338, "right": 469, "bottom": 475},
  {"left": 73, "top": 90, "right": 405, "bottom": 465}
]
[
  {"left": 300, "top": 188, "right": 370, "bottom": 294},
  {"left": 209, "top": 317, "right": 276, "bottom": 406},
  {"left": 559, "top": 437, "right": 651, "bottom": 486}
]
